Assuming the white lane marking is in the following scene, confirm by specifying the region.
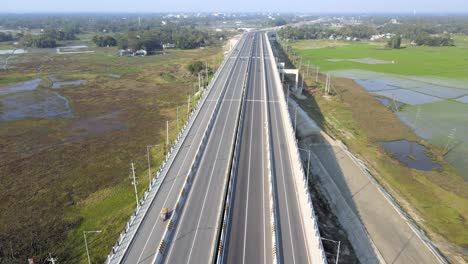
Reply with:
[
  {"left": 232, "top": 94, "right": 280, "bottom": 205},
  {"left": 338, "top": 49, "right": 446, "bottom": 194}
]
[
  {"left": 185, "top": 54, "right": 246, "bottom": 264},
  {"left": 164, "top": 37, "right": 252, "bottom": 264},
  {"left": 260, "top": 34, "right": 267, "bottom": 264},
  {"left": 242, "top": 34, "right": 259, "bottom": 264},
  {"left": 206, "top": 99, "right": 279, "bottom": 103},
  {"left": 134, "top": 37, "right": 246, "bottom": 264}
]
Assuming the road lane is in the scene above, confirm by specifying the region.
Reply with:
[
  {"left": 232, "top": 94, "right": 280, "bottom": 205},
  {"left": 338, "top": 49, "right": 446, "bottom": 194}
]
[
  {"left": 163, "top": 33, "right": 254, "bottom": 264},
  {"left": 263, "top": 33, "right": 311, "bottom": 264},
  {"left": 120, "top": 35, "right": 249, "bottom": 264},
  {"left": 225, "top": 32, "right": 271, "bottom": 264}
]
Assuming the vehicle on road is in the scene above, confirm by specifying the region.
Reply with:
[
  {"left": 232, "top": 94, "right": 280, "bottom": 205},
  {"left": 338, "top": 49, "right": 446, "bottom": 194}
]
[{"left": 160, "top": 207, "right": 168, "bottom": 221}]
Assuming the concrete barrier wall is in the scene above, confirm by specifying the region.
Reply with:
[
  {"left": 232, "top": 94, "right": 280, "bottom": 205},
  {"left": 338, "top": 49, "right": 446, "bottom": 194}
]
[
  {"left": 261, "top": 34, "right": 280, "bottom": 264},
  {"left": 105, "top": 35, "right": 245, "bottom": 264},
  {"left": 264, "top": 32, "right": 327, "bottom": 264}
]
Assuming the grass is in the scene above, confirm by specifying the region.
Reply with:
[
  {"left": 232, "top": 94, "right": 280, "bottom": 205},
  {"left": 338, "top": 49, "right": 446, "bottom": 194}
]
[
  {"left": 0, "top": 39, "right": 222, "bottom": 263},
  {"left": 272, "top": 39, "right": 468, "bottom": 262},
  {"left": 287, "top": 38, "right": 468, "bottom": 79}
]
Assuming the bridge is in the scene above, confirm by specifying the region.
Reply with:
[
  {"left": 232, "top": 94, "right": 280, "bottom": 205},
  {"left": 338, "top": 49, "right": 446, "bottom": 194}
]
[{"left": 105, "top": 31, "right": 326, "bottom": 264}]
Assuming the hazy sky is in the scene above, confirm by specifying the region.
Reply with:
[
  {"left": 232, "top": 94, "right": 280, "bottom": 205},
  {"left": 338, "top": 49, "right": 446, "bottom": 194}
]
[{"left": 2, "top": 0, "right": 467, "bottom": 13}]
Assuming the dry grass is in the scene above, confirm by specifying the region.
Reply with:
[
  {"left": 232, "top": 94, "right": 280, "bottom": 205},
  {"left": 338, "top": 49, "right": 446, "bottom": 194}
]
[{"left": 0, "top": 46, "right": 221, "bottom": 263}]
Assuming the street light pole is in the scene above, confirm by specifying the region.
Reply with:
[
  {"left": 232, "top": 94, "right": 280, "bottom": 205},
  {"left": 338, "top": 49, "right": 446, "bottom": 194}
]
[
  {"left": 131, "top": 162, "right": 138, "bottom": 207},
  {"left": 147, "top": 144, "right": 160, "bottom": 188},
  {"left": 83, "top": 230, "right": 102, "bottom": 264}
]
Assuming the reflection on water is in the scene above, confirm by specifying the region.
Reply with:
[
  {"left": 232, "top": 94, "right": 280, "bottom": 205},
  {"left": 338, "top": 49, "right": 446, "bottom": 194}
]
[
  {"left": 0, "top": 90, "right": 73, "bottom": 122},
  {"left": 52, "top": 80, "right": 86, "bottom": 89},
  {"left": 378, "top": 140, "right": 440, "bottom": 171},
  {"left": 0, "top": 79, "right": 42, "bottom": 95}
]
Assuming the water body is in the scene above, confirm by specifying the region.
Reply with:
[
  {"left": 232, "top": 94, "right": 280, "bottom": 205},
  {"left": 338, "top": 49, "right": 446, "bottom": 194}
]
[
  {"left": 0, "top": 90, "right": 73, "bottom": 122},
  {"left": 375, "top": 97, "right": 405, "bottom": 109},
  {"left": 378, "top": 140, "right": 440, "bottom": 171},
  {"left": 52, "top": 80, "right": 86, "bottom": 89},
  {"left": 455, "top": 95, "right": 468, "bottom": 104},
  {"left": 108, "top": 74, "right": 121, "bottom": 78},
  {"left": 0, "top": 49, "right": 26, "bottom": 55},
  {"left": 0, "top": 79, "right": 42, "bottom": 95}
]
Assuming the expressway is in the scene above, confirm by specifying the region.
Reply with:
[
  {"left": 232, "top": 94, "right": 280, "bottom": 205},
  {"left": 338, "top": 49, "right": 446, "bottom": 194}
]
[
  {"left": 263, "top": 32, "right": 313, "bottom": 264},
  {"left": 118, "top": 34, "right": 250, "bottom": 264},
  {"left": 161, "top": 33, "right": 254, "bottom": 263},
  {"left": 224, "top": 32, "right": 272, "bottom": 264}
]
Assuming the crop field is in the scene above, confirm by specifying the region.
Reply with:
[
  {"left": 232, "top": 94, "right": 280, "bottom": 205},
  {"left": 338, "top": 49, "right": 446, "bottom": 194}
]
[
  {"left": 0, "top": 37, "right": 223, "bottom": 263},
  {"left": 287, "top": 38, "right": 468, "bottom": 180},
  {"left": 288, "top": 38, "right": 468, "bottom": 79},
  {"left": 273, "top": 38, "right": 468, "bottom": 262}
]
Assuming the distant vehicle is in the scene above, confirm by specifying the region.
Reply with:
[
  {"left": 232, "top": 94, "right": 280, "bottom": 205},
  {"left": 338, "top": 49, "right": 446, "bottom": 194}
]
[{"left": 160, "top": 207, "right": 168, "bottom": 221}]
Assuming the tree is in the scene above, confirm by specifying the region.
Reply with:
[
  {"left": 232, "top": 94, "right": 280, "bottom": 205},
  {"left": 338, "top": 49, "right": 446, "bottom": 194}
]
[
  {"left": 387, "top": 35, "right": 402, "bottom": 49},
  {"left": 92, "top": 35, "right": 117, "bottom": 47},
  {"left": 187, "top": 61, "right": 205, "bottom": 75}
]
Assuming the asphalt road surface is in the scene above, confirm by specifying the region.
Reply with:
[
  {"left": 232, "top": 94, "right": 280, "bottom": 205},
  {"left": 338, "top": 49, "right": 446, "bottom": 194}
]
[
  {"left": 120, "top": 34, "right": 250, "bottom": 264},
  {"left": 264, "top": 32, "right": 312, "bottom": 264},
  {"left": 162, "top": 33, "right": 254, "bottom": 264},
  {"left": 224, "top": 32, "right": 272, "bottom": 264}
]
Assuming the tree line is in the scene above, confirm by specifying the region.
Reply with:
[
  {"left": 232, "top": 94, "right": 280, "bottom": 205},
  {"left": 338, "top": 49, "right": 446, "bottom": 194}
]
[
  {"left": 92, "top": 25, "right": 225, "bottom": 52},
  {"left": 278, "top": 21, "right": 459, "bottom": 47}
]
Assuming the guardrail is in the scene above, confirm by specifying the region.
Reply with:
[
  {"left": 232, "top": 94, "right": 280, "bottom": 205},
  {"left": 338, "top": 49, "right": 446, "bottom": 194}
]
[
  {"left": 261, "top": 33, "right": 280, "bottom": 264},
  {"left": 264, "top": 32, "right": 327, "bottom": 264},
  {"left": 105, "top": 35, "right": 245, "bottom": 264},
  {"left": 152, "top": 35, "right": 249, "bottom": 264},
  {"left": 214, "top": 34, "right": 254, "bottom": 264}
]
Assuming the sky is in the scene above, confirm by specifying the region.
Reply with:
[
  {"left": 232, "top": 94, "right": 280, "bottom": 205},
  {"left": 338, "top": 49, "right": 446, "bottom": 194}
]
[{"left": 1, "top": 0, "right": 467, "bottom": 13}]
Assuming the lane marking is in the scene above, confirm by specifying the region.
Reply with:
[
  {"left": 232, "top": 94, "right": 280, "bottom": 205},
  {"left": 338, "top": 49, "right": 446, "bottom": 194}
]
[
  {"left": 265, "top": 42, "right": 297, "bottom": 264},
  {"left": 164, "top": 36, "right": 254, "bottom": 264},
  {"left": 133, "top": 37, "right": 247, "bottom": 264}
]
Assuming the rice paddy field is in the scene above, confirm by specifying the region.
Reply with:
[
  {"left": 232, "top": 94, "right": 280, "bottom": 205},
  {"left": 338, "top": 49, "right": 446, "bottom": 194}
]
[
  {"left": 0, "top": 36, "right": 223, "bottom": 263},
  {"left": 288, "top": 38, "right": 468, "bottom": 180},
  {"left": 277, "top": 37, "right": 468, "bottom": 262}
]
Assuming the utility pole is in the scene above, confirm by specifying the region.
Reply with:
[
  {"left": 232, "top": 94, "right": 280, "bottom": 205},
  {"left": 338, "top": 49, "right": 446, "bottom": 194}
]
[
  {"left": 166, "top": 121, "right": 169, "bottom": 150},
  {"left": 316, "top": 67, "right": 320, "bottom": 83},
  {"left": 294, "top": 106, "right": 297, "bottom": 133},
  {"left": 83, "top": 230, "right": 102, "bottom": 264},
  {"left": 187, "top": 95, "right": 191, "bottom": 116},
  {"left": 176, "top": 106, "right": 180, "bottom": 132},
  {"left": 131, "top": 162, "right": 138, "bottom": 207},
  {"left": 307, "top": 149, "right": 311, "bottom": 187},
  {"left": 147, "top": 145, "right": 159, "bottom": 188},
  {"left": 205, "top": 61, "right": 208, "bottom": 81},
  {"left": 198, "top": 73, "right": 201, "bottom": 91}
]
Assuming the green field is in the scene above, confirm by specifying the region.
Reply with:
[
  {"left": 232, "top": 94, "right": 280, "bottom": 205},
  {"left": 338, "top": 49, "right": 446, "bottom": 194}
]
[
  {"left": 0, "top": 38, "right": 223, "bottom": 263},
  {"left": 288, "top": 38, "right": 468, "bottom": 79}
]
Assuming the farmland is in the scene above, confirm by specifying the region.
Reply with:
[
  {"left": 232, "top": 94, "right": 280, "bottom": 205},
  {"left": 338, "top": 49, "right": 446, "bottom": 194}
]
[
  {"left": 0, "top": 35, "right": 223, "bottom": 263},
  {"left": 289, "top": 38, "right": 468, "bottom": 79},
  {"left": 278, "top": 37, "right": 468, "bottom": 262}
]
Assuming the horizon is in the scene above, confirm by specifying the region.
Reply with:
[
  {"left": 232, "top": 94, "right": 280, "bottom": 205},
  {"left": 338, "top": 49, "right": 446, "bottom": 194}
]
[{"left": 1, "top": 0, "right": 467, "bottom": 14}]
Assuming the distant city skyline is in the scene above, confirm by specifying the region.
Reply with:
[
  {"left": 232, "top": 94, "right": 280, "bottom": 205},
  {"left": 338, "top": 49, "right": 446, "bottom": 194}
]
[{"left": 1, "top": 0, "right": 467, "bottom": 14}]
